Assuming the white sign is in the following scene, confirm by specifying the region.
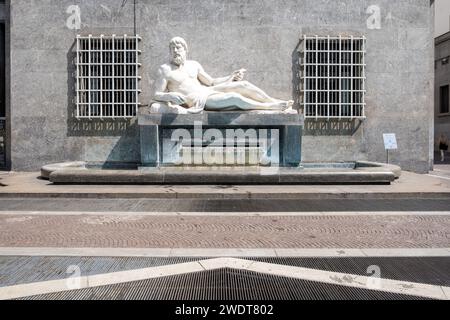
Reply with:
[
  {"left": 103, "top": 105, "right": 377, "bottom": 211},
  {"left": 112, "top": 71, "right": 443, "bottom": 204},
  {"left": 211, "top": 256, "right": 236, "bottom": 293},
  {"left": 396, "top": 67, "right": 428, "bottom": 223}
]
[{"left": 383, "top": 133, "right": 398, "bottom": 150}]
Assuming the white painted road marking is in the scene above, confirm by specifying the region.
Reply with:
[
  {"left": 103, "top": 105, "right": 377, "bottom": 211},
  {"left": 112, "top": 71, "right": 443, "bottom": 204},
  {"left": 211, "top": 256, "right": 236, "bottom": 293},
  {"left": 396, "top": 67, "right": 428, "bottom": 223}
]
[
  {"left": 0, "top": 247, "right": 449, "bottom": 258},
  {"left": 0, "top": 211, "right": 449, "bottom": 216}
]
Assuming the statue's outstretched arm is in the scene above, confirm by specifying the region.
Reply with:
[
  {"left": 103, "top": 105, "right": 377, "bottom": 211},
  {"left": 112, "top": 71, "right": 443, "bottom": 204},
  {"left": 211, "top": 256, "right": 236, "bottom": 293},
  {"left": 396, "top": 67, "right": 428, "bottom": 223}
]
[{"left": 197, "top": 63, "right": 234, "bottom": 86}]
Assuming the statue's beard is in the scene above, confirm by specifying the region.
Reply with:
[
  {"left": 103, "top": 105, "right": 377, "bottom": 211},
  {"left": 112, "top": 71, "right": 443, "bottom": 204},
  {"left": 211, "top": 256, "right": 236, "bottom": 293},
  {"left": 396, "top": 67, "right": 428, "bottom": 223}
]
[{"left": 172, "top": 55, "right": 186, "bottom": 66}]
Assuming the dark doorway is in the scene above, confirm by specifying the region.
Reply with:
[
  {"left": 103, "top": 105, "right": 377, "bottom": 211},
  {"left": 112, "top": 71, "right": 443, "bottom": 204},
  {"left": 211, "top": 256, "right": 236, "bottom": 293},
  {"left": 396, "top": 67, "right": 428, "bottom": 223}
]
[
  {"left": 0, "top": 23, "right": 5, "bottom": 118},
  {"left": 440, "top": 85, "right": 449, "bottom": 115},
  {"left": 0, "top": 22, "right": 5, "bottom": 168}
]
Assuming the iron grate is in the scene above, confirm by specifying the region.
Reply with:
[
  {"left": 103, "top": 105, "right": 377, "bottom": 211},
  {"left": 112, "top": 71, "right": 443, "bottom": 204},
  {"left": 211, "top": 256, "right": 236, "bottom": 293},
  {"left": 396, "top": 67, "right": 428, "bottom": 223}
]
[
  {"left": 2, "top": 257, "right": 449, "bottom": 296},
  {"left": 75, "top": 35, "right": 141, "bottom": 120},
  {"left": 19, "top": 268, "right": 428, "bottom": 301}
]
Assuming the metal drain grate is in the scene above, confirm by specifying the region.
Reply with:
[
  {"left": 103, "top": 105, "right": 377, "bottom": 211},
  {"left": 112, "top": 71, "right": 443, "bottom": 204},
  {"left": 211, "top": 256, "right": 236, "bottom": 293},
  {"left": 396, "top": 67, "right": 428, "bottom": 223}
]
[
  {"left": 2, "top": 257, "right": 450, "bottom": 289},
  {"left": 254, "top": 257, "right": 450, "bottom": 287},
  {"left": 19, "top": 268, "right": 427, "bottom": 300},
  {"left": 0, "top": 256, "right": 201, "bottom": 287}
]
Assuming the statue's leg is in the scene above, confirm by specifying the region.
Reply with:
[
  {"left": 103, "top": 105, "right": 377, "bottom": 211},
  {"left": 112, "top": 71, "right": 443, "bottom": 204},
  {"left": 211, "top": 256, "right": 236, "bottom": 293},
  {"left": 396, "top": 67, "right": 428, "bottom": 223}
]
[
  {"left": 205, "top": 92, "right": 292, "bottom": 111},
  {"left": 213, "top": 81, "right": 282, "bottom": 103},
  {"left": 149, "top": 102, "right": 189, "bottom": 114}
]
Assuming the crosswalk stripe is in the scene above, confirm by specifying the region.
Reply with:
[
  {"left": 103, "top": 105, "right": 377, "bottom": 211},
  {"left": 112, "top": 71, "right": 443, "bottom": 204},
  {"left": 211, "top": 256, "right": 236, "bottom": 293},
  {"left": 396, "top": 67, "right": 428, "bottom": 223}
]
[
  {"left": 0, "top": 247, "right": 449, "bottom": 258},
  {"left": 0, "top": 211, "right": 449, "bottom": 216}
]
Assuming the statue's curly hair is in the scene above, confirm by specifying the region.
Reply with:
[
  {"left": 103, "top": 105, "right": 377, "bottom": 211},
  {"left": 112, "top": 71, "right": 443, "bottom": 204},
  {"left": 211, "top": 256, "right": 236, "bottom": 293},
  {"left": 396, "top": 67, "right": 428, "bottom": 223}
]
[{"left": 169, "top": 37, "right": 188, "bottom": 53}]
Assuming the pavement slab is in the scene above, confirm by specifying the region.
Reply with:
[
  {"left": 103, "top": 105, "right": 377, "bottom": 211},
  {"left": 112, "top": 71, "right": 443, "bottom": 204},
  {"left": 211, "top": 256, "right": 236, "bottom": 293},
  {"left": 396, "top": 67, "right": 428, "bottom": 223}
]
[
  {"left": 0, "top": 214, "right": 448, "bottom": 249},
  {"left": 0, "top": 171, "right": 450, "bottom": 199}
]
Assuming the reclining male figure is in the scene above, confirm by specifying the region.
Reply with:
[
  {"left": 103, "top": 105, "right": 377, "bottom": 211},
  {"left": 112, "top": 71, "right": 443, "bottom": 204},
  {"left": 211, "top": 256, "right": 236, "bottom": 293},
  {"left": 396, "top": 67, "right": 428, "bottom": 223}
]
[{"left": 151, "top": 37, "right": 295, "bottom": 114}]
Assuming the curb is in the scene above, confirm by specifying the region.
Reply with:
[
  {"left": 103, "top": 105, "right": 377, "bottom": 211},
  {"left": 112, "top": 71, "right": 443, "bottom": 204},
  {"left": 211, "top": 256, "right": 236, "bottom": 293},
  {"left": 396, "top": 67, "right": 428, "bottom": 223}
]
[{"left": 0, "top": 192, "right": 450, "bottom": 200}]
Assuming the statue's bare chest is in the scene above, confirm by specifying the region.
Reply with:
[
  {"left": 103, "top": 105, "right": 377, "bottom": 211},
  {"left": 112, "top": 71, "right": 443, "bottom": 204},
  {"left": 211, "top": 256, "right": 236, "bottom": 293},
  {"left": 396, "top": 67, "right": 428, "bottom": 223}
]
[{"left": 168, "top": 64, "right": 198, "bottom": 85}]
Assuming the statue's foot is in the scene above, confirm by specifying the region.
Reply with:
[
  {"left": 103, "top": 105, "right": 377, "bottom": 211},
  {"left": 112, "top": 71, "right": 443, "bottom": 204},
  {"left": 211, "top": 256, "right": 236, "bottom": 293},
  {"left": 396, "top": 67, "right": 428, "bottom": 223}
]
[
  {"left": 286, "top": 100, "right": 294, "bottom": 109},
  {"left": 279, "top": 101, "right": 297, "bottom": 114},
  {"left": 268, "top": 100, "right": 293, "bottom": 112},
  {"left": 283, "top": 107, "right": 298, "bottom": 114},
  {"left": 277, "top": 100, "right": 294, "bottom": 111},
  {"left": 150, "top": 102, "right": 189, "bottom": 114}
]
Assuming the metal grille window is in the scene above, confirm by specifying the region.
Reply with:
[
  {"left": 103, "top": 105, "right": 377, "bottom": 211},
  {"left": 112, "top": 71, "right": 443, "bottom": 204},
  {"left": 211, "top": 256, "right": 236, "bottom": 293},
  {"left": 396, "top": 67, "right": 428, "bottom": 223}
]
[
  {"left": 76, "top": 35, "right": 141, "bottom": 119},
  {"left": 300, "top": 35, "right": 366, "bottom": 120}
]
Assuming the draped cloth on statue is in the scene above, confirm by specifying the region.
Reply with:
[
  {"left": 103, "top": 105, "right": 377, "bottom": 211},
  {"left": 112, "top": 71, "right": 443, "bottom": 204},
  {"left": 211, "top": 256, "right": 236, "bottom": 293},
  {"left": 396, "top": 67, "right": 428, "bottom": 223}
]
[{"left": 183, "top": 87, "right": 221, "bottom": 114}]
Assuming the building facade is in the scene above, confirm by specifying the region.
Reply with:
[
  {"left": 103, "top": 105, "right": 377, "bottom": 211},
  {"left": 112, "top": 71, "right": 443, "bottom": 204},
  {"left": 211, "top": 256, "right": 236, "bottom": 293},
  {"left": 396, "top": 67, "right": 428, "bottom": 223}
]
[{"left": 0, "top": 0, "right": 435, "bottom": 173}]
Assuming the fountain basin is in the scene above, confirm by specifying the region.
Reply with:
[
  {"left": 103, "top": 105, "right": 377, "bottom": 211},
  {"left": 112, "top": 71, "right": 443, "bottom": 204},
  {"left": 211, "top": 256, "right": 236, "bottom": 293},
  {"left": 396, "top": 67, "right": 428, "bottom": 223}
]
[{"left": 42, "top": 161, "right": 400, "bottom": 185}]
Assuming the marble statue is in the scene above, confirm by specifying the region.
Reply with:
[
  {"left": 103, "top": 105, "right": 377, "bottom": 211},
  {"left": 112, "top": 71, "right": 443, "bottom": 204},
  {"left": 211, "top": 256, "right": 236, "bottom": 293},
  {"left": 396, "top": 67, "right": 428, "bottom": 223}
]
[{"left": 150, "top": 37, "right": 296, "bottom": 114}]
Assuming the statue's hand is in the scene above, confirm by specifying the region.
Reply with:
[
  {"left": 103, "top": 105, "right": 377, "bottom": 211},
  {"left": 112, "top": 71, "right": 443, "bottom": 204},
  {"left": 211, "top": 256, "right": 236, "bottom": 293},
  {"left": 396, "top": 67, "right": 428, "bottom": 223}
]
[
  {"left": 169, "top": 93, "right": 187, "bottom": 106},
  {"left": 232, "top": 69, "right": 246, "bottom": 82}
]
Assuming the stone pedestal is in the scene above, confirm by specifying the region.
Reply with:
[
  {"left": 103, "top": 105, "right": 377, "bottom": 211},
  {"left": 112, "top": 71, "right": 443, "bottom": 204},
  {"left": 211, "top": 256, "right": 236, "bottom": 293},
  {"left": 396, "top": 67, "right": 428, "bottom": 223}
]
[{"left": 139, "top": 113, "right": 304, "bottom": 167}]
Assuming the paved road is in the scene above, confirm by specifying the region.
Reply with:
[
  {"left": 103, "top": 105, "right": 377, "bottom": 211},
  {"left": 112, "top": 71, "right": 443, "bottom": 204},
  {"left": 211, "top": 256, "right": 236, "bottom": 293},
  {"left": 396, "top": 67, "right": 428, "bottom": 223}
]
[
  {"left": 0, "top": 197, "right": 448, "bottom": 249},
  {"left": 0, "top": 214, "right": 448, "bottom": 249},
  {"left": 0, "top": 198, "right": 449, "bottom": 212},
  {"left": 0, "top": 196, "right": 448, "bottom": 300}
]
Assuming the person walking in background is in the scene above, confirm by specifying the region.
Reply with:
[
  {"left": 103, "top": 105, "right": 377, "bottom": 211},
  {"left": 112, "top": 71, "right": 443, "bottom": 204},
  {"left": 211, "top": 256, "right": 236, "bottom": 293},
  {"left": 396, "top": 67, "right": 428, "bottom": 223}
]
[{"left": 438, "top": 133, "right": 449, "bottom": 162}]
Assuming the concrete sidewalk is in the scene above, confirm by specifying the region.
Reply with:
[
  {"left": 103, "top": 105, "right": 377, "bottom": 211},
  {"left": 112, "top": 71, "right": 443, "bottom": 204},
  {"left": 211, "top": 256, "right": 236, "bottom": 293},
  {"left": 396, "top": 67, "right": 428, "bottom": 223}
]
[
  {"left": 0, "top": 170, "right": 450, "bottom": 199},
  {"left": 429, "top": 165, "right": 450, "bottom": 180}
]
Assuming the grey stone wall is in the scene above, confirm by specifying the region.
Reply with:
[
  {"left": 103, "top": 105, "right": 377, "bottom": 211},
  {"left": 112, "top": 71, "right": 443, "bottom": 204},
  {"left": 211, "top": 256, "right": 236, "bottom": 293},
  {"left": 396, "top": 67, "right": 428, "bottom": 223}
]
[{"left": 8, "top": 0, "right": 434, "bottom": 172}]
